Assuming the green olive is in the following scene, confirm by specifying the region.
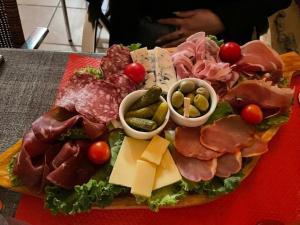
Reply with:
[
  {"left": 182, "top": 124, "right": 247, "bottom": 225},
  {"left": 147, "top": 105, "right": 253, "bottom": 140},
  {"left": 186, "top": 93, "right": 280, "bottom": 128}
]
[
  {"left": 194, "top": 94, "right": 209, "bottom": 112},
  {"left": 195, "top": 87, "right": 210, "bottom": 99},
  {"left": 189, "top": 105, "right": 201, "bottom": 118},
  {"left": 176, "top": 107, "right": 184, "bottom": 115},
  {"left": 185, "top": 93, "right": 195, "bottom": 104},
  {"left": 179, "top": 80, "right": 195, "bottom": 94},
  {"left": 171, "top": 91, "right": 184, "bottom": 109}
]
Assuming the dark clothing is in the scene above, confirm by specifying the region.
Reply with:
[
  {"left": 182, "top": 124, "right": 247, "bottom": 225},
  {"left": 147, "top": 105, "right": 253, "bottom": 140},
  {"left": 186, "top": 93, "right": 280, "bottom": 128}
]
[{"left": 109, "top": 0, "right": 291, "bottom": 46}]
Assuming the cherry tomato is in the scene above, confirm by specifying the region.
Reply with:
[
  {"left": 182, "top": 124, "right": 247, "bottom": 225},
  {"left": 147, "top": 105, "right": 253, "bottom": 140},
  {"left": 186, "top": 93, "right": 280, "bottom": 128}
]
[
  {"left": 124, "top": 63, "right": 146, "bottom": 84},
  {"left": 241, "top": 104, "right": 263, "bottom": 125},
  {"left": 88, "top": 141, "right": 110, "bottom": 165},
  {"left": 219, "top": 42, "right": 241, "bottom": 64}
]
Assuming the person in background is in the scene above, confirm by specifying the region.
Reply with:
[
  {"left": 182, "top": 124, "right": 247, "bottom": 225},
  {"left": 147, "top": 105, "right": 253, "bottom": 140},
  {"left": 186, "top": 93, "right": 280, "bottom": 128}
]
[{"left": 107, "top": 0, "right": 291, "bottom": 48}]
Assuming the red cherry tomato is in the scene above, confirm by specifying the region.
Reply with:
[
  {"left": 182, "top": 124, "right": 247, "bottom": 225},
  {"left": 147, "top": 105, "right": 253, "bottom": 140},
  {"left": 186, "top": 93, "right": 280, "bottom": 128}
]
[
  {"left": 219, "top": 42, "right": 241, "bottom": 64},
  {"left": 88, "top": 141, "right": 110, "bottom": 165},
  {"left": 241, "top": 104, "right": 263, "bottom": 125},
  {"left": 124, "top": 63, "right": 146, "bottom": 84}
]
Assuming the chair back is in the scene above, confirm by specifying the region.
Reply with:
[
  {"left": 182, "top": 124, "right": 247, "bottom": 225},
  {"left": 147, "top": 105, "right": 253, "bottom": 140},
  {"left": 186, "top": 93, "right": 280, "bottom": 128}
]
[{"left": 0, "top": 0, "right": 25, "bottom": 48}]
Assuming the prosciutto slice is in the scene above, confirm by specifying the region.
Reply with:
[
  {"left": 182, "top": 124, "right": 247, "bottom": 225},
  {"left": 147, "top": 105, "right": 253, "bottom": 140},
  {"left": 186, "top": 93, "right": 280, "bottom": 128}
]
[
  {"left": 200, "top": 115, "right": 255, "bottom": 153},
  {"left": 215, "top": 152, "right": 242, "bottom": 178},
  {"left": 241, "top": 139, "right": 269, "bottom": 157},
  {"left": 234, "top": 40, "right": 283, "bottom": 73},
  {"left": 47, "top": 141, "right": 95, "bottom": 189},
  {"left": 224, "top": 80, "right": 294, "bottom": 112},
  {"left": 172, "top": 149, "right": 217, "bottom": 182},
  {"left": 175, "top": 127, "right": 222, "bottom": 160}
]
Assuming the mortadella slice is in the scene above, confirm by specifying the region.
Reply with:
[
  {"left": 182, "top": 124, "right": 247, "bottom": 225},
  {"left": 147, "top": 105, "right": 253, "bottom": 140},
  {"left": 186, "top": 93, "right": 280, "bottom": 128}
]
[
  {"left": 175, "top": 127, "right": 222, "bottom": 160},
  {"left": 172, "top": 149, "right": 217, "bottom": 182},
  {"left": 215, "top": 152, "right": 242, "bottom": 178},
  {"left": 200, "top": 115, "right": 255, "bottom": 153}
]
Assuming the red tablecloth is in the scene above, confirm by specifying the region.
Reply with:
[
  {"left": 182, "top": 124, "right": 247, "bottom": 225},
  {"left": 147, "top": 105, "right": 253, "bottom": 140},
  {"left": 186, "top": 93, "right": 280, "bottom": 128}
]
[{"left": 15, "top": 54, "right": 300, "bottom": 225}]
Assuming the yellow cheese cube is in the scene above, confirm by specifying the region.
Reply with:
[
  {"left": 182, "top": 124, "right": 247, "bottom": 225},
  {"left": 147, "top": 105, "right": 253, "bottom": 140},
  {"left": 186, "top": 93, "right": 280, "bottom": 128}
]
[
  {"left": 141, "top": 135, "right": 170, "bottom": 165},
  {"left": 109, "top": 137, "right": 149, "bottom": 187},
  {"left": 153, "top": 150, "right": 182, "bottom": 190},
  {"left": 131, "top": 160, "right": 156, "bottom": 198}
]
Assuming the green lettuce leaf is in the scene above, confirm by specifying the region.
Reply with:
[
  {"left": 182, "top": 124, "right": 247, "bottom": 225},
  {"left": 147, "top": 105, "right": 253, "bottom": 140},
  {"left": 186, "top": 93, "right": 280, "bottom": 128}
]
[
  {"left": 206, "top": 101, "right": 234, "bottom": 124},
  {"left": 7, "top": 154, "right": 22, "bottom": 187},
  {"left": 75, "top": 66, "right": 103, "bottom": 79},
  {"left": 108, "top": 129, "right": 125, "bottom": 166},
  {"left": 127, "top": 43, "right": 142, "bottom": 51},
  {"left": 207, "top": 35, "right": 224, "bottom": 47},
  {"left": 255, "top": 114, "right": 290, "bottom": 131},
  {"left": 58, "top": 128, "right": 89, "bottom": 141}
]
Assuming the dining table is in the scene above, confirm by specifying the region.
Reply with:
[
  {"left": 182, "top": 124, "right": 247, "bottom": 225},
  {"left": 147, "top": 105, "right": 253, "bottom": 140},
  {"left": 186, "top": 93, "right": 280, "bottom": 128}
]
[
  {"left": 0, "top": 47, "right": 300, "bottom": 225},
  {"left": 0, "top": 48, "right": 102, "bottom": 218}
]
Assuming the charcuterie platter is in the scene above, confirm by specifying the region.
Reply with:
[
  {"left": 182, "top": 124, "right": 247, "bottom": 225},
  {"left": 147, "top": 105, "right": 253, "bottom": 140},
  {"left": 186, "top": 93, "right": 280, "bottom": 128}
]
[{"left": 0, "top": 32, "right": 296, "bottom": 214}]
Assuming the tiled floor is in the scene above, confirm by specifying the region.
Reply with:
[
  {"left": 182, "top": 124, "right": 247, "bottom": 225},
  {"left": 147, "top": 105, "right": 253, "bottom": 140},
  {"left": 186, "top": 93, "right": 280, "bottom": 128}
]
[{"left": 17, "top": 0, "right": 109, "bottom": 52}]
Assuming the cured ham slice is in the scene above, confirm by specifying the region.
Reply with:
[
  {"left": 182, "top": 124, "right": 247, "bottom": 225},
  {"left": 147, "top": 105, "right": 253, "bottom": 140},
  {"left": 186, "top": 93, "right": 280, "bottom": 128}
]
[
  {"left": 241, "top": 139, "right": 269, "bottom": 157},
  {"left": 224, "top": 80, "right": 294, "bottom": 112},
  {"left": 215, "top": 152, "right": 242, "bottom": 178},
  {"left": 47, "top": 141, "right": 95, "bottom": 189},
  {"left": 235, "top": 40, "right": 283, "bottom": 73},
  {"left": 175, "top": 127, "right": 222, "bottom": 160},
  {"left": 200, "top": 115, "right": 255, "bottom": 153},
  {"left": 172, "top": 149, "right": 217, "bottom": 182}
]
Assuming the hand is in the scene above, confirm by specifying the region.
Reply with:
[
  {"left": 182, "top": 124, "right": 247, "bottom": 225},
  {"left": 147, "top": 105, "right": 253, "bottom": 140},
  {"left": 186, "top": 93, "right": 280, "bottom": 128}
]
[{"left": 156, "top": 9, "right": 225, "bottom": 47}]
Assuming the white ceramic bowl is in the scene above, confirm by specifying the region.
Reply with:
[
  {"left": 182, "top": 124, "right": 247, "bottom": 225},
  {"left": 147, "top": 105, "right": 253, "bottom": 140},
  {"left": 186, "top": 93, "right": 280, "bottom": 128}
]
[
  {"left": 167, "top": 78, "right": 218, "bottom": 127},
  {"left": 119, "top": 90, "right": 170, "bottom": 140}
]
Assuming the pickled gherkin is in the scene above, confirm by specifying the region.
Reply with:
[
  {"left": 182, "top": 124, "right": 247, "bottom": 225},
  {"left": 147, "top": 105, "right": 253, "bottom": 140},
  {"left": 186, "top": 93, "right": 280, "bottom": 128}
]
[
  {"left": 130, "top": 86, "right": 162, "bottom": 110},
  {"left": 125, "top": 107, "right": 154, "bottom": 118},
  {"left": 125, "top": 117, "right": 157, "bottom": 131},
  {"left": 152, "top": 102, "right": 168, "bottom": 126}
]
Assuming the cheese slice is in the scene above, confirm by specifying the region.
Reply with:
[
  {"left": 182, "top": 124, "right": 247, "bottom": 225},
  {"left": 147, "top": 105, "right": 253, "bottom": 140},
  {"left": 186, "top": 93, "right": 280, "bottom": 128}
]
[
  {"left": 154, "top": 47, "right": 177, "bottom": 93},
  {"left": 130, "top": 47, "right": 151, "bottom": 72},
  {"left": 141, "top": 135, "right": 169, "bottom": 165},
  {"left": 109, "top": 137, "right": 149, "bottom": 187},
  {"left": 130, "top": 160, "right": 156, "bottom": 198},
  {"left": 153, "top": 150, "right": 182, "bottom": 190}
]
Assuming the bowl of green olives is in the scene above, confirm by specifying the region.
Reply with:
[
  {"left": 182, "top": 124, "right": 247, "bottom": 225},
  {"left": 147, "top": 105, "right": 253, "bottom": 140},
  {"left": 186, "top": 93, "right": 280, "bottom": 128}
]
[
  {"left": 167, "top": 78, "right": 217, "bottom": 127},
  {"left": 119, "top": 86, "right": 170, "bottom": 139}
]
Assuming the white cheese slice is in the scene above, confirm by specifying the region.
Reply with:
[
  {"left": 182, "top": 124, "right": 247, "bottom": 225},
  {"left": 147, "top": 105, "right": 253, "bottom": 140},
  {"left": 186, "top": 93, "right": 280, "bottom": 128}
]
[
  {"left": 130, "top": 160, "right": 156, "bottom": 198},
  {"left": 130, "top": 47, "right": 151, "bottom": 72},
  {"left": 153, "top": 150, "right": 182, "bottom": 190},
  {"left": 154, "top": 47, "right": 177, "bottom": 93},
  {"left": 141, "top": 135, "right": 169, "bottom": 165},
  {"left": 109, "top": 137, "right": 149, "bottom": 187}
]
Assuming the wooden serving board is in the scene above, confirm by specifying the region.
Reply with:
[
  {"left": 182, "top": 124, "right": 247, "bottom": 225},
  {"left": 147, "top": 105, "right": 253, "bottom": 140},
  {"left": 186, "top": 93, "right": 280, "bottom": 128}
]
[{"left": 0, "top": 52, "right": 299, "bottom": 209}]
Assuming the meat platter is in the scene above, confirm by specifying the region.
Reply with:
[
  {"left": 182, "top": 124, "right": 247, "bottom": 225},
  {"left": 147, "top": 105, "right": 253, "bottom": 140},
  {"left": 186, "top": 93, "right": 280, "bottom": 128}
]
[{"left": 0, "top": 32, "right": 296, "bottom": 214}]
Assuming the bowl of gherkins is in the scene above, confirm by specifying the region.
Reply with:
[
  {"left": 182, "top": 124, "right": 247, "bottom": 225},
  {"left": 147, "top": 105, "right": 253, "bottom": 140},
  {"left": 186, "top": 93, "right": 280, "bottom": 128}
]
[
  {"left": 119, "top": 86, "right": 170, "bottom": 139},
  {"left": 167, "top": 78, "right": 218, "bottom": 127}
]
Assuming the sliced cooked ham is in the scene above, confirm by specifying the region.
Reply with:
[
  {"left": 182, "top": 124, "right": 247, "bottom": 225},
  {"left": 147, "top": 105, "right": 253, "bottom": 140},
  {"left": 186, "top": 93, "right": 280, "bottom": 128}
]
[
  {"left": 47, "top": 141, "right": 95, "bottom": 189},
  {"left": 241, "top": 139, "right": 269, "bottom": 157},
  {"left": 172, "top": 149, "right": 217, "bottom": 182},
  {"left": 224, "top": 80, "right": 294, "bottom": 112},
  {"left": 215, "top": 152, "right": 242, "bottom": 178},
  {"left": 175, "top": 127, "right": 222, "bottom": 160},
  {"left": 234, "top": 40, "right": 284, "bottom": 73},
  {"left": 200, "top": 115, "right": 255, "bottom": 153}
]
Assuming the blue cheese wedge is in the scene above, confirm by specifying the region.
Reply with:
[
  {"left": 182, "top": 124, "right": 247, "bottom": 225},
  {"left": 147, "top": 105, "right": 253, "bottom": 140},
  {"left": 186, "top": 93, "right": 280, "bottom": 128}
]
[{"left": 154, "top": 47, "right": 177, "bottom": 93}]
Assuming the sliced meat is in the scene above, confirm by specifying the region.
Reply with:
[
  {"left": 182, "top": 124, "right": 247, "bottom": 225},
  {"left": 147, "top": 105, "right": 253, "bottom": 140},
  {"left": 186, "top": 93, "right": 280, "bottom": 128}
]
[
  {"left": 175, "top": 127, "right": 222, "bottom": 160},
  {"left": 99, "top": 44, "right": 132, "bottom": 77},
  {"left": 32, "top": 107, "right": 80, "bottom": 142},
  {"left": 234, "top": 40, "right": 284, "bottom": 73},
  {"left": 224, "top": 79, "right": 294, "bottom": 112},
  {"left": 241, "top": 139, "right": 269, "bottom": 157},
  {"left": 200, "top": 115, "right": 255, "bottom": 153},
  {"left": 215, "top": 152, "right": 242, "bottom": 178},
  {"left": 46, "top": 141, "right": 95, "bottom": 189},
  {"left": 172, "top": 149, "right": 217, "bottom": 182},
  {"left": 22, "top": 129, "right": 51, "bottom": 157}
]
